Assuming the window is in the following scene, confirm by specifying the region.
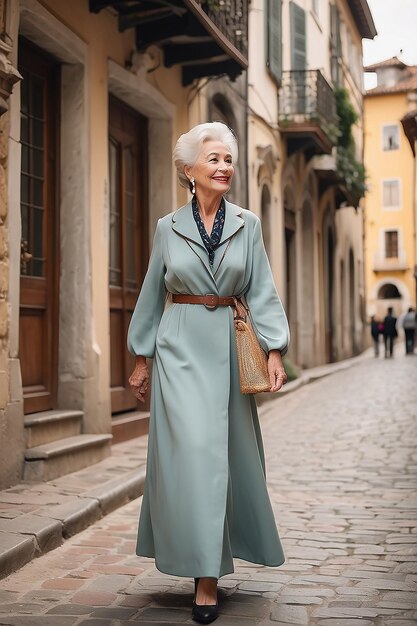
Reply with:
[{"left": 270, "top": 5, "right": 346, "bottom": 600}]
[
  {"left": 385, "top": 231, "right": 398, "bottom": 258},
  {"left": 382, "top": 179, "right": 400, "bottom": 208},
  {"left": 382, "top": 124, "right": 400, "bottom": 151},
  {"left": 19, "top": 38, "right": 60, "bottom": 415},
  {"left": 330, "top": 3, "right": 341, "bottom": 85},
  {"left": 346, "top": 31, "right": 360, "bottom": 86},
  {"left": 266, "top": 0, "right": 282, "bottom": 83}
]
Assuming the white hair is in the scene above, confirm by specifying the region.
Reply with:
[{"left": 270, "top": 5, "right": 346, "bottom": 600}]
[{"left": 173, "top": 121, "right": 238, "bottom": 190}]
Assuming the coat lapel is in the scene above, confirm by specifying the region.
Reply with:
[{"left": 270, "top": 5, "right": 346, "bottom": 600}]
[
  {"left": 171, "top": 200, "right": 203, "bottom": 247},
  {"left": 221, "top": 200, "right": 245, "bottom": 242},
  {"left": 171, "top": 198, "right": 245, "bottom": 282},
  {"left": 171, "top": 200, "right": 213, "bottom": 278}
]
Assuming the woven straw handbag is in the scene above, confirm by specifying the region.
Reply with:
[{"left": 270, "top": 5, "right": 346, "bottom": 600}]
[{"left": 233, "top": 298, "right": 271, "bottom": 394}]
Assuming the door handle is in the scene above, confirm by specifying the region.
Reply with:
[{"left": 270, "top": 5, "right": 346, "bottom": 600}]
[{"left": 20, "top": 240, "right": 32, "bottom": 274}]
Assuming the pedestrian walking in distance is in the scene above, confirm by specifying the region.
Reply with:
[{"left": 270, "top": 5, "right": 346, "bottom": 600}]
[
  {"left": 383, "top": 306, "right": 398, "bottom": 358},
  {"left": 402, "top": 307, "right": 416, "bottom": 354},
  {"left": 370, "top": 315, "right": 381, "bottom": 357},
  {"left": 127, "top": 122, "right": 290, "bottom": 624}
]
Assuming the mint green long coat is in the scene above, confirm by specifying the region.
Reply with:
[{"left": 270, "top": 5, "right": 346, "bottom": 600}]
[{"left": 127, "top": 199, "right": 289, "bottom": 579}]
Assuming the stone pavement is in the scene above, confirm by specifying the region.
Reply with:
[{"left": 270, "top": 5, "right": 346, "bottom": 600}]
[
  {"left": 0, "top": 347, "right": 370, "bottom": 580},
  {"left": 0, "top": 348, "right": 416, "bottom": 625}
]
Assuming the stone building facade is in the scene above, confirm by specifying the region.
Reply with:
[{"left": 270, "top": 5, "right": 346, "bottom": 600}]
[
  {"left": 0, "top": 0, "right": 248, "bottom": 488},
  {"left": 0, "top": 0, "right": 379, "bottom": 489},
  {"left": 247, "top": 0, "right": 376, "bottom": 367},
  {"left": 0, "top": 0, "right": 23, "bottom": 488}
]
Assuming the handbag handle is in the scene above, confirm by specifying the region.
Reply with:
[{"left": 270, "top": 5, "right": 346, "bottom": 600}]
[{"left": 233, "top": 297, "right": 249, "bottom": 322}]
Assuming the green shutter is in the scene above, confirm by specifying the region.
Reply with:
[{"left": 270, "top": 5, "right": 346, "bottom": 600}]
[
  {"left": 266, "top": 0, "right": 282, "bottom": 83},
  {"left": 330, "top": 3, "right": 341, "bottom": 84},
  {"left": 290, "top": 1, "right": 306, "bottom": 71}
]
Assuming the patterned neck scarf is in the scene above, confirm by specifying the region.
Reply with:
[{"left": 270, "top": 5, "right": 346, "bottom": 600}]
[{"left": 192, "top": 195, "right": 226, "bottom": 266}]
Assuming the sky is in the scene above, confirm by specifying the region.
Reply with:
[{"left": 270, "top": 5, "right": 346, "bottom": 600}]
[{"left": 362, "top": 0, "right": 417, "bottom": 89}]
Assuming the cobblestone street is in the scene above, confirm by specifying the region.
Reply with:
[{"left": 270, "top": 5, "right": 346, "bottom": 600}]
[{"left": 0, "top": 350, "right": 416, "bottom": 625}]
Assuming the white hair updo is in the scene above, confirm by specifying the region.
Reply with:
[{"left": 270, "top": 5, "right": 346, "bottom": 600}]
[{"left": 173, "top": 121, "right": 238, "bottom": 190}]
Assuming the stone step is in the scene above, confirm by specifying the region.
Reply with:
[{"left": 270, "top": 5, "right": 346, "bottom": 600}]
[
  {"left": 24, "top": 409, "right": 84, "bottom": 448},
  {"left": 24, "top": 434, "right": 112, "bottom": 482}
]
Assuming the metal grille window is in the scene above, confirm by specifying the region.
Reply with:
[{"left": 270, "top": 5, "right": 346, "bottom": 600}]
[
  {"left": 382, "top": 179, "right": 400, "bottom": 208},
  {"left": 385, "top": 231, "right": 399, "bottom": 259},
  {"left": 382, "top": 124, "right": 400, "bottom": 151}
]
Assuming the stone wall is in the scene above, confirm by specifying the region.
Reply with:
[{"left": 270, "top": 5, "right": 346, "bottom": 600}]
[
  {"left": 0, "top": 111, "right": 8, "bottom": 413},
  {"left": 0, "top": 106, "right": 24, "bottom": 489},
  {"left": 0, "top": 0, "right": 25, "bottom": 489}
]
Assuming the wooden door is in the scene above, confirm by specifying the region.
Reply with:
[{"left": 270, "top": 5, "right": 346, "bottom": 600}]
[
  {"left": 19, "top": 39, "right": 60, "bottom": 415},
  {"left": 108, "top": 97, "right": 148, "bottom": 414}
]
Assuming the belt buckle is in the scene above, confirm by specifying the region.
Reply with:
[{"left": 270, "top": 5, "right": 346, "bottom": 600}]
[{"left": 204, "top": 293, "right": 219, "bottom": 310}]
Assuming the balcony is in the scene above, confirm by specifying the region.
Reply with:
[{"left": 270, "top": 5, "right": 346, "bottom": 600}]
[
  {"left": 279, "top": 70, "right": 337, "bottom": 157},
  {"left": 372, "top": 250, "right": 408, "bottom": 272},
  {"left": 311, "top": 151, "right": 356, "bottom": 208},
  {"left": 89, "top": 1, "right": 248, "bottom": 86}
]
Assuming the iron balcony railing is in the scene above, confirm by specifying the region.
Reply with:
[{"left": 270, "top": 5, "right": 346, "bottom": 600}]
[
  {"left": 195, "top": 0, "right": 248, "bottom": 57},
  {"left": 279, "top": 69, "right": 337, "bottom": 131}
]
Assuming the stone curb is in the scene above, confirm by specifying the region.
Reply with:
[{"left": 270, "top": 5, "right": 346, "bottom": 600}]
[{"left": 0, "top": 467, "right": 146, "bottom": 580}]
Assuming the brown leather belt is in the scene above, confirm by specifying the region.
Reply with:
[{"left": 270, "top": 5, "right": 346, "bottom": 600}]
[{"left": 171, "top": 293, "right": 235, "bottom": 310}]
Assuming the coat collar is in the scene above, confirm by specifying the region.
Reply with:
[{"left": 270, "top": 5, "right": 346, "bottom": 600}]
[
  {"left": 171, "top": 198, "right": 245, "bottom": 282},
  {"left": 171, "top": 198, "right": 245, "bottom": 248}
]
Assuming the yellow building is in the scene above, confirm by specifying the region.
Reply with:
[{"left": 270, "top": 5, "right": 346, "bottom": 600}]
[{"left": 364, "top": 58, "right": 417, "bottom": 320}]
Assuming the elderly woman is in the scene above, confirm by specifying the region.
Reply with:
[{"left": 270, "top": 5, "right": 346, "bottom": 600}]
[{"left": 127, "top": 122, "right": 289, "bottom": 624}]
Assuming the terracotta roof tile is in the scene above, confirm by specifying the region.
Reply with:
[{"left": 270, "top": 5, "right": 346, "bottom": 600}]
[
  {"left": 364, "top": 56, "right": 406, "bottom": 72},
  {"left": 365, "top": 64, "right": 417, "bottom": 96}
]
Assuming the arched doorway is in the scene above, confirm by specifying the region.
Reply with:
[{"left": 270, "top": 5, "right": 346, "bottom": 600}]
[
  {"left": 300, "top": 200, "right": 314, "bottom": 367},
  {"left": 376, "top": 282, "right": 402, "bottom": 318},
  {"left": 349, "top": 249, "right": 356, "bottom": 354},
  {"left": 340, "top": 260, "right": 345, "bottom": 352},
  {"left": 324, "top": 226, "right": 335, "bottom": 362},
  {"left": 377, "top": 283, "right": 401, "bottom": 299},
  {"left": 284, "top": 185, "right": 297, "bottom": 362}
]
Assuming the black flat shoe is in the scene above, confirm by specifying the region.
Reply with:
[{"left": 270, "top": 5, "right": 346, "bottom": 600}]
[{"left": 192, "top": 577, "right": 219, "bottom": 624}]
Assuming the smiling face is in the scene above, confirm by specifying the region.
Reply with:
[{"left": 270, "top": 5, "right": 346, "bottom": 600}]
[{"left": 184, "top": 140, "right": 234, "bottom": 199}]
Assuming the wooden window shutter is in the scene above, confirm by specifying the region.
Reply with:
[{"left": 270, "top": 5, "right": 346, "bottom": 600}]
[
  {"left": 266, "top": 0, "right": 282, "bottom": 83},
  {"left": 290, "top": 1, "right": 306, "bottom": 71}
]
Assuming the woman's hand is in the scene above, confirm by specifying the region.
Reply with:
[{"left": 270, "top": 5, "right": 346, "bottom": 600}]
[
  {"left": 128, "top": 356, "right": 149, "bottom": 403},
  {"left": 267, "top": 349, "right": 288, "bottom": 392}
]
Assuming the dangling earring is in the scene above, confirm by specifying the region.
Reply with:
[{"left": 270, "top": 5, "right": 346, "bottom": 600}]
[{"left": 191, "top": 177, "right": 195, "bottom": 194}]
